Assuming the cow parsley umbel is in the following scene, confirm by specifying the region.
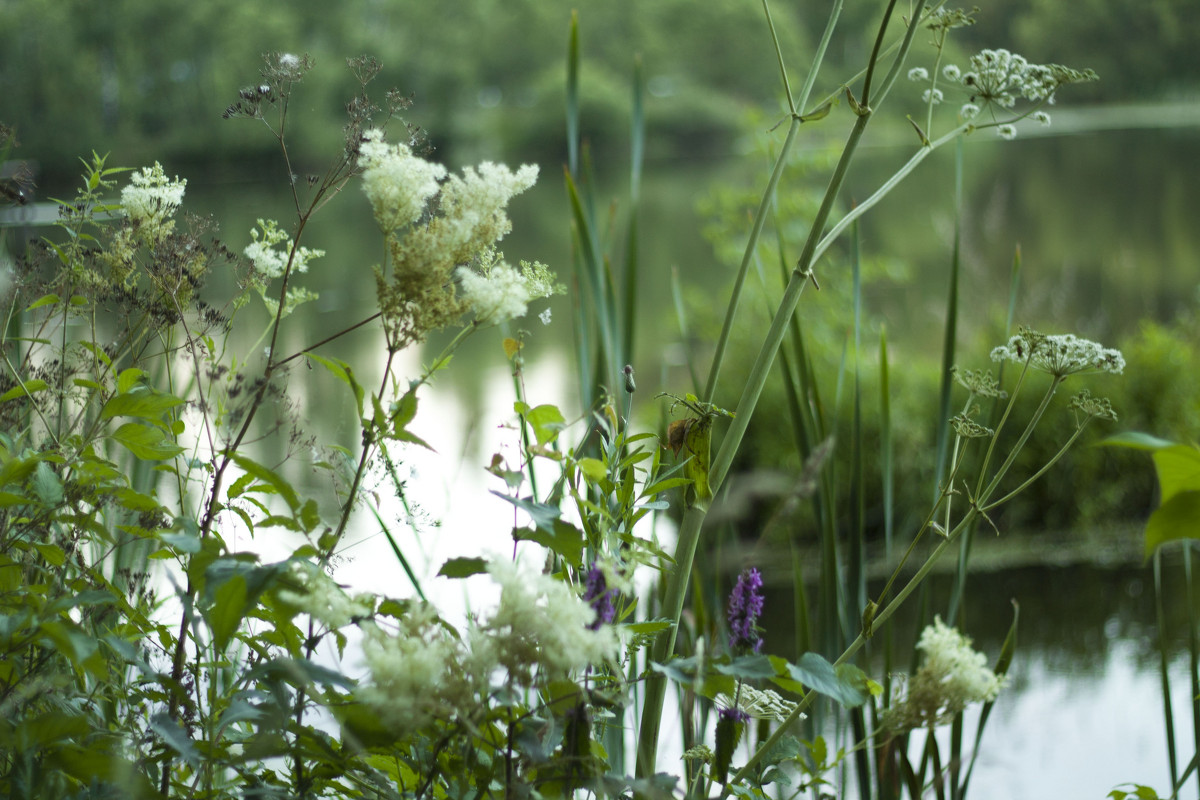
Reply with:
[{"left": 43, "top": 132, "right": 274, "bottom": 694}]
[{"left": 990, "top": 327, "right": 1125, "bottom": 377}]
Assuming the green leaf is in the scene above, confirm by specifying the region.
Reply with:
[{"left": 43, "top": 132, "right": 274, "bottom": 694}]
[
  {"left": 0, "top": 379, "right": 48, "bottom": 402},
  {"left": 150, "top": 712, "right": 200, "bottom": 765},
  {"left": 116, "top": 367, "right": 145, "bottom": 394},
  {"left": 577, "top": 457, "right": 607, "bottom": 484},
  {"left": 438, "top": 556, "right": 489, "bottom": 579},
  {"left": 31, "top": 460, "right": 64, "bottom": 505},
  {"left": 525, "top": 403, "right": 566, "bottom": 446},
  {"left": 513, "top": 519, "right": 585, "bottom": 567},
  {"left": 1144, "top": 491, "right": 1200, "bottom": 557},
  {"left": 229, "top": 452, "right": 300, "bottom": 511},
  {"left": 715, "top": 654, "right": 777, "bottom": 680},
  {"left": 787, "top": 652, "right": 871, "bottom": 708},
  {"left": 101, "top": 388, "right": 184, "bottom": 426},
  {"left": 159, "top": 531, "right": 202, "bottom": 553},
  {"left": 24, "top": 294, "right": 60, "bottom": 311},
  {"left": 110, "top": 422, "right": 184, "bottom": 460}
]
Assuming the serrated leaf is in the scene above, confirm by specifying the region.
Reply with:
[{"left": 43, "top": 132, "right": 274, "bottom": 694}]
[{"left": 110, "top": 422, "right": 184, "bottom": 460}]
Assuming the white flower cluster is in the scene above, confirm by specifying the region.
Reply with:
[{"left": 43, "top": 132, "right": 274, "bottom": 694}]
[
  {"left": 456, "top": 254, "right": 560, "bottom": 324},
  {"left": 457, "top": 259, "right": 530, "bottom": 324},
  {"left": 276, "top": 561, "right": 373, "bottom": 629},
  {"left": 990, "top": 327, "right": 1125, "bottom": 377},
  {"left": 916, "top": 617, "right": 1004, "bottom": 705},
  {"left": 358, "top": 605, "right": 472, "bottom": 735},
  {"left": 244, "top": 218, "right": 324, "bottom": 279},
  {"left": 356, "top": 557, "right": 618, "bottom": 735},
  {"left": 358, "top": 128, "right": 447, "bottom": 234},
  {"left": 481, "top": 558, "right": 619, "bottom": 682},
  {"left": 716, "top": 685, "right": 804, "bottom": 722},
  {"left": 121, "top": 163, "right": 186, "bottom": 241},
  {"left": 883, "top": 617, "right": 1005, "bottom": 731},
  {"left": 405, "top": 160, "right": 539, "bottom": 267},
  {"left": 909, "top": 48, "right": 1095, "bottom": 138}
]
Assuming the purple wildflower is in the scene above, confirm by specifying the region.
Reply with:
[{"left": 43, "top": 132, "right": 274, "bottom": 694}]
[
  {"left": 727, "top": 567, "right": 764, "bottom": 653},
  {"left": 583, "top": 563, "right": 616, "bottom": 630},
  {"left": 718, "top": 706, "right": 750, "bottom": 724}
]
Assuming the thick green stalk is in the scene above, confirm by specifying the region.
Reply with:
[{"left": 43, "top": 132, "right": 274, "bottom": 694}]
[{"left": 638, "top": 108, "right": 869, "bottom": 785}]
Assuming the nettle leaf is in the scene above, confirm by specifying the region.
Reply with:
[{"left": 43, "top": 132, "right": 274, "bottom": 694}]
[
  {"left": 787, "top": 652, "right": 871, "bottom": 708},
  {"left": 439, "top": 556, "right": 490, "bottom": 579},
  {"left": 32, "top": 461, "right": 64, "bottom": 506},
  {"left": 100, "top": 388, "right": 184, "bottom": 427},
  {"left": 110, "top": 422, "right": 184, "bottom": 461}
]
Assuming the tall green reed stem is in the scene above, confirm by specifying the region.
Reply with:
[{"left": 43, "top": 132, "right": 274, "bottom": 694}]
[{"left": 636, "top": 0, "right": 933, "bottom": 778}]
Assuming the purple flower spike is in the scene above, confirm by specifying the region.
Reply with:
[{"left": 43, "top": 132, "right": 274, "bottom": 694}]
[
  {"left": 583, "top": 563, "right": 616, "bottom": 630},
  {"left": 718, "top": 706, "right": 750, "bottom": 723},
  {"left": 727, "top": 567, "right": 764, "bottom": 653}
]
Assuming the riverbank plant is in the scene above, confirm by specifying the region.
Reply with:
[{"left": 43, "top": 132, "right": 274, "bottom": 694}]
[{"left": 0, "top": 2, "right": 1116, "bottom": 798}]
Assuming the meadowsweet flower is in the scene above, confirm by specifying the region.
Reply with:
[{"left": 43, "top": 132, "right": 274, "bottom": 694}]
[
  {"left": 538, "top": 308, "right": 552, "bottom": 326},
  {"left": 727, "top": 567, "right": 765, "bottom": 653},
  {"left": 990, "top": 327, "right": 1125, "bottom": 377},
  {"left": 244, "top": 218, "right": 323, "bottom": 279},
  {"left": 883, "top": 617, "right": 1005, "bottom": 731},
  {"left": 483, "top": 558, "right": 618, "bottom": 684},
  {"left": 457, "top": 262, "right": 531, "bottom": 323},
  {"left": 907, "top": 67, "right": 929, "bottom": 82},
  {"left": 121, "top": 163, "right": 186, "bottom": 242},
  {"left": 276, "top": 560, "right": 373, "bottom": 628},
  {"left": 997, "top": 124, "right": 1018, "bottom": 140},
  {"left": 358, "top": 128, "right": 446, "bottom": 233},
  {"left": 413, "top": 161, "right": 538, "bottom": 266},
  {"left": 358, "top": 606, "right": 475, "bottom": 735}
]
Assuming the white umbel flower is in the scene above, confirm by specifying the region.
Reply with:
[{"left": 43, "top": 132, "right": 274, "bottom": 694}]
[{"left": 990, "top": 327, "right": 1125, "bottom": 377}]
